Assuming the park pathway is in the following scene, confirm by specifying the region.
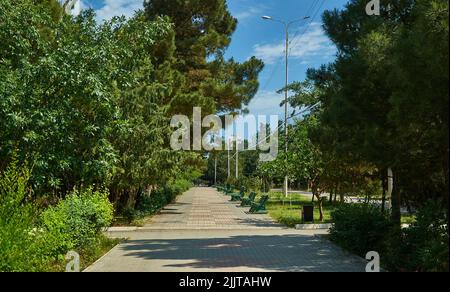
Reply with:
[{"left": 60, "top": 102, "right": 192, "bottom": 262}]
[
  {"left": 143, "top": 187, "right": 281, "bottom": 230},
  {"left": 85, "top": 187, "right": 367, "bottom": 272}
]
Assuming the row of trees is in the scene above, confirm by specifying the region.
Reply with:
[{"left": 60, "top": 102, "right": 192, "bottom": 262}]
[
  {"left": 297, "top": 0, "right": 449, "bottom": 224},
  {"left": 207, "top": 0, "right": 448, "bottom": 225},
  {"left": 0, "top": 0, "right": 263, "bottom": 210}
]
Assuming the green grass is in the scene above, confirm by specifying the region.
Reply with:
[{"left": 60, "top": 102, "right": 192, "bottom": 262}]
[
  {"left": 264, "top": 192, "right": 417, "bottom": 228},
  {"left": 401, "top": 214, "right": 417, "bottom": 225},
  {"left": 265, "top": 192, "right": 335, "bottom": 227}
]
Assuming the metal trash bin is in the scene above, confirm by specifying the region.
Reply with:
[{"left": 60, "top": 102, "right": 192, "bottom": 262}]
[{"left": 302, "top": 205, "right": 314, "bottom": 223}]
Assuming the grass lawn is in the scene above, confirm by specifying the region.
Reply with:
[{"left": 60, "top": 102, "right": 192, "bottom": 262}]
[
  {"left": 265, "top": 192, "right": 335, "bottom": 227},
  {"left": 401, "top": 214, "right": 417, "bottom": 225},
  {"left": 264, "top": 192, "right": 416, "bottom": 228}
]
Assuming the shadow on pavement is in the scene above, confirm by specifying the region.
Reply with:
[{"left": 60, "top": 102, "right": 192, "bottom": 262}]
[{"left": 119, "top": 234, "right": 366, "bottom": 272}]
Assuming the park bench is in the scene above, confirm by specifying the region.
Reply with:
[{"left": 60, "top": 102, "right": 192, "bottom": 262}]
[
  {"left": 240, "top": 192, "right": 257, "bottom": 207},
  {"left": 224, "top": 184, "right": 233, "bottom": 195},
  {"left": 248, "top": 194, "right": 269, "bottom": 214},
  {"left": 218, "top": 184, "right": 232, "bottom": 194},
  {"left": 230, "top": 187, "right": 246, "bottom": 201}
]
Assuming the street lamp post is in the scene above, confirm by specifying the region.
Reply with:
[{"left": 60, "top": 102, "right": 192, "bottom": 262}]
[
  {"left": 214, "top": 156, "right": 217, "bottom": 185},
  {"left": 227, "top": 138, "right": 231, "bottom": 179},
  {"left": 262, "top": 15, "right": 310, "bottom": 198},
  {"left": 236, "top": 141, "right": 239, "bottom": 179}
]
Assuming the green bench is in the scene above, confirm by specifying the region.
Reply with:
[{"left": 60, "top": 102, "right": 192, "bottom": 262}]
[
  {"left": 230, "top": 187, "right": 246, "bottom": 201},
  {"left": 224, "top": 184, "right": 234, "bottom": 195},
  {"left": 218, "top": 184, "right": 232, "bottom": 194},
  {"left": 248, "top": 194, "right": 269, "bottom": 214},
  {"left": 240, "top": 192, "right": 257, "bottom": 207}
]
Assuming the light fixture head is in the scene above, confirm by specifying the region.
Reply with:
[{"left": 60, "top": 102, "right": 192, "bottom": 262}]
[{"left": 262, "top": 15, "right": 273, "bottom": 20}]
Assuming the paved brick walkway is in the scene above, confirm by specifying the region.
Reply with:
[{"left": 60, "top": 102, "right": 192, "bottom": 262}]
[
  {"left": 86, "top": 187, "right": 367, "bottom": 272},
  {"left": 145, "top": 187, "right": 281, "bottom": 230}
]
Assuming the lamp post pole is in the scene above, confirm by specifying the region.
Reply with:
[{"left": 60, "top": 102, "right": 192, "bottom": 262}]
[
  {"left": 283, "top": 23, "right": 289, "bottom": 199},
  {"left": 214, "top": 156, "right": 217, "bottom": 185},
  {"left": 227, "top": 138, "right": 231, "bottom": 179},
  {"left": 236, "top": 139, "right": 240, "bottom": 179},
  {"left": 262, "top": 15, "right": 310, "bottom": 198}
]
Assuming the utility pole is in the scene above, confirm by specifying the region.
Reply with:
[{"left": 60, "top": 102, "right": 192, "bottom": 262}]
[
  {"left": 236, "top": 140, "right": 239, "bottom": 179},
  {"left": 283, "top": 23, "right": 289, "bottom": 199},
  {"left": 227, "top": 138, "right": 231, "bottom": 179},
  {"left": 262, "top": 15, "right": 310, "bottom": 198}
]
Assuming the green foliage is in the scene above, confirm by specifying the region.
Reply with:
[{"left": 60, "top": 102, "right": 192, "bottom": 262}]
[
  {"left": 385, "top": 201, "right": 449, "bottom": 272},
  {"left": 1, "top": 0, "right": 261, "bottom": 209},
  {"left": 330, "top": 204, "right": 392, "bottom": 256},
  {"left": 0, "top": 158, "right": 48, "bottom": 272},
  {"left": 41, "top": 188, "right": 113, "bottom": 258},
  {"left": 144, "top": 0, "right": 264, "bottom": 115},
  {"left": 1, "top": 0, "right": 265, "bottom": 271},
  {"left": 0, "top": 0, "right": 178, "bottom": 197},
  {"left": 317, "top": 0, "right": 449, "bottom": 219},
  {"left": 119, "top": 179, "right": 193, "bottom": 224},
  {"left": 330, "top": 201, "right": 449, "bottom": 272},
  {"left": 265, "top": 0, "right": 449, "bottom": 226}
]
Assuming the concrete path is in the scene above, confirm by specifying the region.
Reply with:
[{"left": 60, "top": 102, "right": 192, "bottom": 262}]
[{"left": 85, "top": 187, "right": 367, "bottom": 272}]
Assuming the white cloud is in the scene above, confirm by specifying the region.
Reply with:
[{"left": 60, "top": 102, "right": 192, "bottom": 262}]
[
  {"left": 95, "top": 0, "right": 143, "bottom": 21},
  {"left": 252, "top": 22, "right": 336, "bottom": 65},
  {"left": 234, "top": 5, "right": 265, "bottom": 22},
  {"left": 72, "top": 0, "right": 83, "bottom": 16},
  {"left": 247, "top": 90, "right": 283, "bottom": 117}
]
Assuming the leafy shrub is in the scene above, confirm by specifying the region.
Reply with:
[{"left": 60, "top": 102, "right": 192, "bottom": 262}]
[
  {"left": 329, "top": 203, "right": 392, "bottom": 256},
  {"left": 133, "top": 179, "right": 192, "bottom": 219},
  {"left": 0, "top": 159, "right": 48, "bottom": 271},
  {"left": 330, "top": 201, "right": 449, "bottom": 272},
  {"left": 385, "top": 200, "right": 449, "bottom": 272},
  {"left": 41, "top": 188, "right": 114, "bottom": 258}
]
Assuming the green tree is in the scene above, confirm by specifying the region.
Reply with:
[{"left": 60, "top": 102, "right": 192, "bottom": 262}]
[
  {"left": 294, "top": 0, "right": 450, "bottom": 224},
  {"left": 144, "top": 0, "right": 264, "bottom": 115}
]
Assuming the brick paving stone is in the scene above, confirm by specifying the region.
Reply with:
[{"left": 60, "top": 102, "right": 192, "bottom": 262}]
[{"left": 86, "top": 187, "right": 367, "bottom": 272}]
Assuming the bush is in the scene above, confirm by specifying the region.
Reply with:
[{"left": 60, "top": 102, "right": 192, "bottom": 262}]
[
  {"left": 329, "top": 203, "right": 392, "bottom": 257},
  {"left": 41, "top": 188, "right": 114, "bottom": 259},
  {"left": 133, "top": 179, "right": 192, "bottom": 220},
  {"left": 330, "top": 201, "right": 449, "bottom": 272},
  {"left": 385, "top": 200, "right": 449, "bottom": 272},
  {"left": 0, "top": 159, "right": 48, "bottom": 271}
]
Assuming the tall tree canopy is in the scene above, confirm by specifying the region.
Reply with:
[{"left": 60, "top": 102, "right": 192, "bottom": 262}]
[
  {"left": 0, "top": 0, "right": 204, "bottom": 206},
  {"left": 282, "top": 0, "right": 449, "bottom": 224},
  {"left": 144, "top": 0, "right": 264, "bottom": 115}
]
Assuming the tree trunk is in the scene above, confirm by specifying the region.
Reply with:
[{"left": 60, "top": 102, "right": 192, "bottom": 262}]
[
  {"left": 391, "top": 170, "right": 401, "bottom": 226},
  {"left": 381, "top": 172, "right": 387, "bottom": 213},
  {"left": 443, "top": 147, "right": 449, "bottom": 209},
  {"left": 312, "top": 183, "right": 324, "bottom": 222},
  {"left": 316, "top": 194, "right": 324, "bottom": 222}
]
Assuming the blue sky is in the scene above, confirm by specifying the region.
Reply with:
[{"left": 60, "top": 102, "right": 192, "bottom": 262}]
[{"left": 74, "top": 0, "right": 349, "bottom": 118}]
